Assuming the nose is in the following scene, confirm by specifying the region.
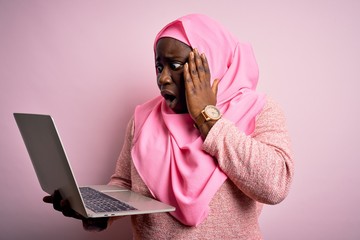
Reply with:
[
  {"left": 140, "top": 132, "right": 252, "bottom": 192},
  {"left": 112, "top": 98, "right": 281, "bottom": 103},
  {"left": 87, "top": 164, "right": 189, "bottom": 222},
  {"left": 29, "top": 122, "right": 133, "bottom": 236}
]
[{"left": 157, "top": 67, "right": 172, "bottom": 88}]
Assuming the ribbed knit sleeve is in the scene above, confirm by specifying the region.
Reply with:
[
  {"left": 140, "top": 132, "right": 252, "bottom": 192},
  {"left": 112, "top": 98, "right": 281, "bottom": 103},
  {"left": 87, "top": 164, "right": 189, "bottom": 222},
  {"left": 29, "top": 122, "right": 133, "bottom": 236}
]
[
  {"left": 203, "top": 97, "right": 294, "bottom": 204},
  {"left": 108, "top": 117, "right": 134, "bottom": 190}
]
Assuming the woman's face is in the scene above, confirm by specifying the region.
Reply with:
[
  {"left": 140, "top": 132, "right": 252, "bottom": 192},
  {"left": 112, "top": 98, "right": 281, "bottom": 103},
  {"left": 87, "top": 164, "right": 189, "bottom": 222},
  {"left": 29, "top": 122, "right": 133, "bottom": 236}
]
[{"left": 155, "top": 37, "right": 192, "bottom": 114}]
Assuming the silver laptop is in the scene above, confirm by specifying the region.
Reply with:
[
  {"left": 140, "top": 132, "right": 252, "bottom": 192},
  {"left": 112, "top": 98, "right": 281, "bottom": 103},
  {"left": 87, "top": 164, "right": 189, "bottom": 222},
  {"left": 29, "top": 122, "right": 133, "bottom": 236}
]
[{"left": 14, "top": 113, "right": 175, "bottom": 218}]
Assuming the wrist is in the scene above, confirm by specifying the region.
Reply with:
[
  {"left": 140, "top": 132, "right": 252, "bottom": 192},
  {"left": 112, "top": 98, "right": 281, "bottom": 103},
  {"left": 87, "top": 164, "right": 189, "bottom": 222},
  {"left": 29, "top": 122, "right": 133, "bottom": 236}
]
[
  {"left": 194, "top": 105, "right": 221, "bottom": 128},
  {"left": 195, "top": 119, "right": 218, "bottom": 139}
]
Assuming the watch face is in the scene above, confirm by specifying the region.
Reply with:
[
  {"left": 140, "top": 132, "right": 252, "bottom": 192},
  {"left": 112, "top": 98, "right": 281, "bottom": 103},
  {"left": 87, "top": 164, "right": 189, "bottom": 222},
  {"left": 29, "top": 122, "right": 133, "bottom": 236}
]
[{"left": 204, "top": 105, "right": 221, "bottom": 119}]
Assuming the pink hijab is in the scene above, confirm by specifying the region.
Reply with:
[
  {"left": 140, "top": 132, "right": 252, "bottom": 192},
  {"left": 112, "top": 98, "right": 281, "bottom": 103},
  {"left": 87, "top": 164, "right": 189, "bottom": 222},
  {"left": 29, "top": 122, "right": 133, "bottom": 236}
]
[{"left": 131, "top": 14, "right": 266, "bottom": 226}]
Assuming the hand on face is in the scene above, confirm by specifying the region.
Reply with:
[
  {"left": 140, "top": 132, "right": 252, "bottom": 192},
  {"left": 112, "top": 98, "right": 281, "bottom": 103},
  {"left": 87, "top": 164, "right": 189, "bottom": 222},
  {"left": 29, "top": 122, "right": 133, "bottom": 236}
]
[{"left": 184, "top": 49, "right": 219, "bottom": 120}]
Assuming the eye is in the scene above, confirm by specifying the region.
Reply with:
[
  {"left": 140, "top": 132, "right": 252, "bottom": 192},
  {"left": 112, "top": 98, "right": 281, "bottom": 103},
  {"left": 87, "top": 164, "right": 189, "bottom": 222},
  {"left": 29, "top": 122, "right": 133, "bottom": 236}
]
[
  {"left": 155, "top": 63, "right": 163, "bottom": 73},
  {"left": 170, "top": 62, "right": 183, "bottom": 71}
]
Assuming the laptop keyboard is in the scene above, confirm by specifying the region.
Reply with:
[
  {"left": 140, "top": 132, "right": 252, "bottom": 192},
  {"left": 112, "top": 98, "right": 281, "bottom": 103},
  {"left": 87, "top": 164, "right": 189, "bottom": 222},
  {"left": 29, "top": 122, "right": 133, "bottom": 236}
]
[{"left": 79, "top": 187, "right": 137, "bottom": 213}]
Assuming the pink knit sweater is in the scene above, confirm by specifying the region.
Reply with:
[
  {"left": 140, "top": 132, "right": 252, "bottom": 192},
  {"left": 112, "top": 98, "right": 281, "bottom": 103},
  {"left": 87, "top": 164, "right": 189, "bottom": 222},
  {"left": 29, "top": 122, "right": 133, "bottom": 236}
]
[{"left": 109, "top": 97, "right": 294, "bottom": 239}]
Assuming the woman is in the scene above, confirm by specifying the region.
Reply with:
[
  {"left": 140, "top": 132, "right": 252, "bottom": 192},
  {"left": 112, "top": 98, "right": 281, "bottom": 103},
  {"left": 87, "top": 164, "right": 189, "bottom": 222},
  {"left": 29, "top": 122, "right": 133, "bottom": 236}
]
[{"left": 45, "top": 13, "right": 294, "bottom": 239}]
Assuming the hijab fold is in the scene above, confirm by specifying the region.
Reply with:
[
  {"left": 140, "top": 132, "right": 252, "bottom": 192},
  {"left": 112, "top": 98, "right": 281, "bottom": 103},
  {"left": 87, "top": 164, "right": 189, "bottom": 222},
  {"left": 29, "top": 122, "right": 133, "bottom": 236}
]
[{"left": 131, "top": 14, "right": 266, "bottom": 226}]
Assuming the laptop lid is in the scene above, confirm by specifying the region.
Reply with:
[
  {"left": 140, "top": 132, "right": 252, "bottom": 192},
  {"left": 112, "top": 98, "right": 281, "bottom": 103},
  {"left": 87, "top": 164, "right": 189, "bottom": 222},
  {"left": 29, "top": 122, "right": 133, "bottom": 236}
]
[{"left": 14, "top": 113, "right": 88, "bottom": 216}]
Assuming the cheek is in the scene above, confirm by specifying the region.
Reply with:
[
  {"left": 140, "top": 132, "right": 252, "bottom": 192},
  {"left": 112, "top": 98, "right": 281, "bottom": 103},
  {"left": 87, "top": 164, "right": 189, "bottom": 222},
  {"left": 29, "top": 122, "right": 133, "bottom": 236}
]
[
  {"left": 174, "top": 74, "right": 185, "bottom": 93},
  {"left": 156, "top": 75, "right": 161, "bottom": 89}
]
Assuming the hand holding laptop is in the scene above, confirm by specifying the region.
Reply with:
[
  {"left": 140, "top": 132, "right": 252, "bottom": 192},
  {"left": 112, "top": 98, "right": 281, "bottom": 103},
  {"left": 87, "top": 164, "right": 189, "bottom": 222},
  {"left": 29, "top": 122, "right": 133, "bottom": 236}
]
[{"left": 43, "top": 190, "right": 109, "bottom": 232}]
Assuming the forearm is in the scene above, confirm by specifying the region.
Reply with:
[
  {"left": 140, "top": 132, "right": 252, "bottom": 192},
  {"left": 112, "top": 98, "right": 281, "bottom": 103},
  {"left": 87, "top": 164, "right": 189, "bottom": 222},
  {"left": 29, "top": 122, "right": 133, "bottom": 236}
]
[{"left": 203, "top": 102, "right": 294, "bottom": 204}]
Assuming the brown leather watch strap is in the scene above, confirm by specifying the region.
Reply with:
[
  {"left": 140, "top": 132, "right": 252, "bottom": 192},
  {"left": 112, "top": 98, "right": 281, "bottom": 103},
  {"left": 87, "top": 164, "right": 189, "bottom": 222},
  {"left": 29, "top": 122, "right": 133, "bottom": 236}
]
[{"left": 194, "top": 111, "right": 207, "bottom": 129}]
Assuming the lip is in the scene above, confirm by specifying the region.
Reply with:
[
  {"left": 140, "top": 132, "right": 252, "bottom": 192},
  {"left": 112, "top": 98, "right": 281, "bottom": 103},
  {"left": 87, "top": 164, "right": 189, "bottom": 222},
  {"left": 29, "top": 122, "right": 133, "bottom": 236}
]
[{"left": 160, "top": 88, "right": 175, "bottom": 97}]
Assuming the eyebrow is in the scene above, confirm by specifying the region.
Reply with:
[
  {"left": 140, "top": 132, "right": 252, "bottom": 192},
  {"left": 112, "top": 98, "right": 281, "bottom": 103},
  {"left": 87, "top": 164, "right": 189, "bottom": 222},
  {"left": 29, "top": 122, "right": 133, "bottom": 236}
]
[{"left": 155, "top": 54, "right": 188, "bottom": 63}]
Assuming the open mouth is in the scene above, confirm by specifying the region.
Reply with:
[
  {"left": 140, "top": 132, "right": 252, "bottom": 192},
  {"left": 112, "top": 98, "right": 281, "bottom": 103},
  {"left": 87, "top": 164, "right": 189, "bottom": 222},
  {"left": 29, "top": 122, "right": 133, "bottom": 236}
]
[
  {"left": 164, "top": 93, "right": 176, "bottom": 102},
  {"left": 161, "top": 90, "right": 178, "bottom": 109}
]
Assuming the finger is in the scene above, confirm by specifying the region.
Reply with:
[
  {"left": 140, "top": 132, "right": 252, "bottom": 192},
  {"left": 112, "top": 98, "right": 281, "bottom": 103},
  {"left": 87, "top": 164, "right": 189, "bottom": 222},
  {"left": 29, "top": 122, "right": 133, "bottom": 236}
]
[
  {"left": 60, "top": 199, "right": 83, "bottom": 219},
  {"left": 184, "top": 63, "right": 194, "bottom": 92},
  {"left": 194, "top": 49, "right": 206, "bottom": 83},
  {"left": 53, "top": 190, "right": 63, "bottom": 211},
  {"left": 62, "top": 208, "right": 83, "bottom": 219},
  {"left": 63, "top": 208, "right": 83, "bottom": 220},
  {"left": 200, "top": 53, "right": 211, "bottom": 82},
  {"left": 188, "top": 51, "right": 200, "bottom": 85},
  {"left": 43, "top": 195, "right": 53, "bottom": 204},
  {"left": 60, "top": 199, "right": 71, "bottom": 209},
  {"left": 212, "top": 79, "right": 220, "bottom": 96}
]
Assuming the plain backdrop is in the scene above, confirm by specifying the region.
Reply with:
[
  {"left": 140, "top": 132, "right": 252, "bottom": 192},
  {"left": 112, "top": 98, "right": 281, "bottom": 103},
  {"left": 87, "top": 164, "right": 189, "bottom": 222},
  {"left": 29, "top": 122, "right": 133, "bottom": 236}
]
[{"left": 1, "top": 1, "right": 359, "bottom": 239}]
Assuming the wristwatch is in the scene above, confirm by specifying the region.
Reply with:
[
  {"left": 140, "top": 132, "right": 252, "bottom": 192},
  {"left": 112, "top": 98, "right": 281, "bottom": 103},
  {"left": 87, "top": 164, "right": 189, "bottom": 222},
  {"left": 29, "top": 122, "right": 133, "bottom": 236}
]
[{"left": 194, "top": 105, "right": 222, "bottom": 129}]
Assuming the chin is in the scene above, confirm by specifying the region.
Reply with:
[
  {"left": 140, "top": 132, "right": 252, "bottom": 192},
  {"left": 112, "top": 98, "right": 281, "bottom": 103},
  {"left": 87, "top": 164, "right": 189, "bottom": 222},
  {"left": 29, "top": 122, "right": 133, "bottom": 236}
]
[{"left": 172, "top": 105, "right": 188, "bottom": 114}]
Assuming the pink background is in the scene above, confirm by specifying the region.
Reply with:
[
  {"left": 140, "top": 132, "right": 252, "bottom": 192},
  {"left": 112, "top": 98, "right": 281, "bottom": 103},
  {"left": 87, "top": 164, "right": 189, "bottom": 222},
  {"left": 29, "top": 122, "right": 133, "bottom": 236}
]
[{"left": 1, "top": 1, "right": 359, "bottom": 239}]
